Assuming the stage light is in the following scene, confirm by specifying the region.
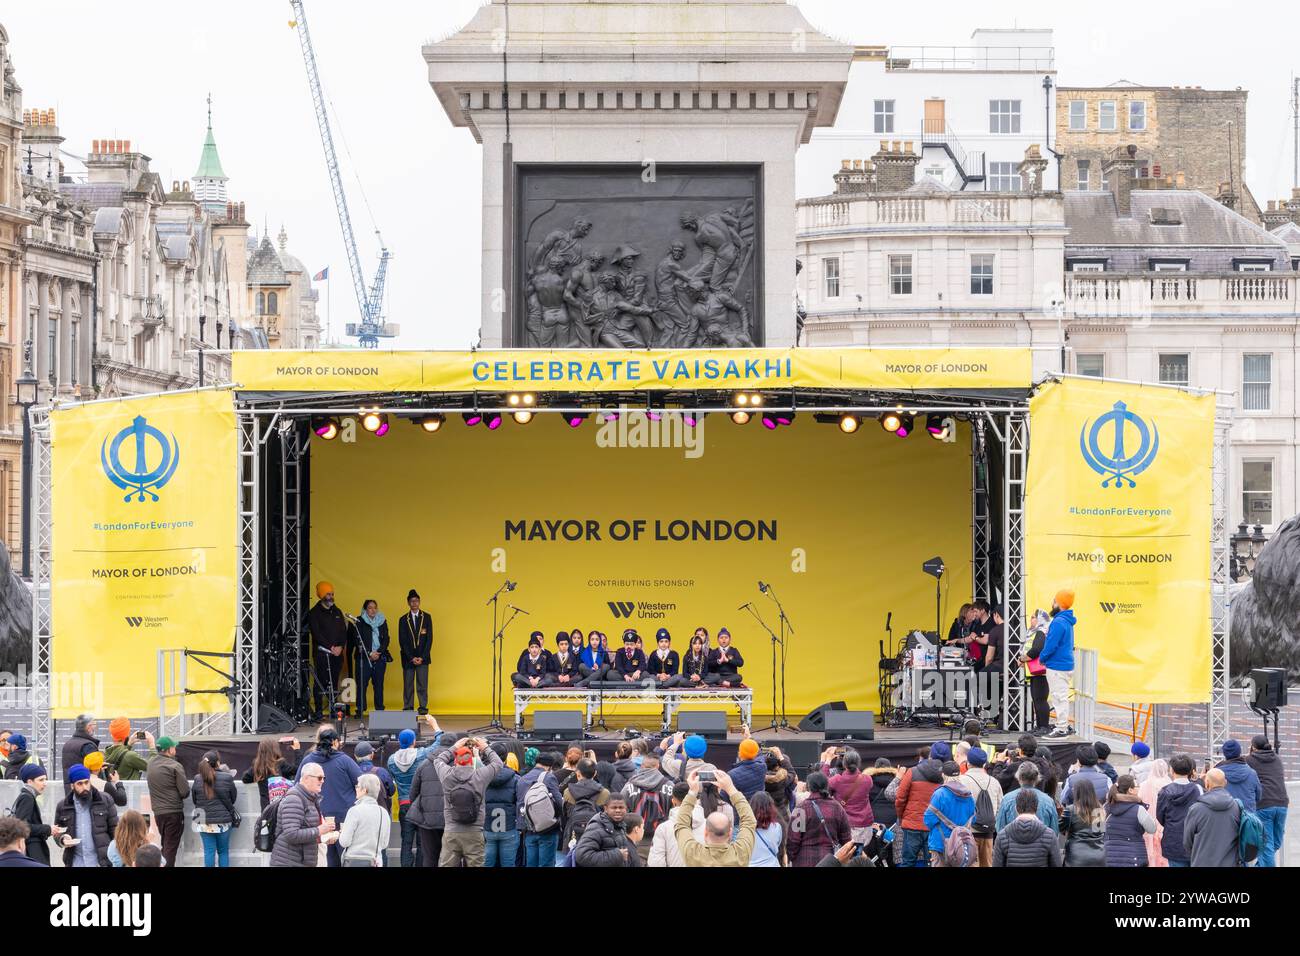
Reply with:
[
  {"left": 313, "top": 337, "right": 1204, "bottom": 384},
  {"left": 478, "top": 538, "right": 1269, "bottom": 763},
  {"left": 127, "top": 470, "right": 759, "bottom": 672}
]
[
  {"left": 880, "top": 409, "right": 903, "bottom": 433},
  {"left": 682, "top": 412, "right": 706, "bottom": 427},
  {"left": 926, "top": 414, "right": 951, "bottom": 440},
  {"left": 564, "top": 412, "right": 588, "bottom": 428},
  {"left": 360, "top": 409, "right": 384, "bottom": 433},
  {"left": 462, "top": 412, "right": 482, "bottom": 427},
  {"left": 774, "top": 411, "right": 795, "bottom": 427},
  {"left": 838, "top": 414, "right": 860, "bottom": 434},
  {"left": 732, "top": 392, "right": 750, "bottom": 407},
  {"left": 731, "top": 391, "right": 763, "bottom": 409},
  {"left": 484, "top": 412, "right": 503, "bottom": 430},
  {"left": 312, "top": 416, "right": 339, "bottom": 440},
  {"left": 419, "top": 413, "right": 445, "bottom": 433},
  {"left": 761, "top": 412, "right": 778, "bottom": 430},
  {"left": 507, "top": 392, "right": 536, "bottom": 408},
  {"left": 730, "top": 410, "right": 751, "bottom": 425},
  {"left": 512, "top": 410, "right": 534, "bottom": 425},
  {"left": 895, "top": 414, "right": 914, "bottom": 438},
  {"left": 761, "top": 411, "right": 795, "bottom": 430},
  {"left": 374, "top": 417, "right": 390, "bottom": 437}
]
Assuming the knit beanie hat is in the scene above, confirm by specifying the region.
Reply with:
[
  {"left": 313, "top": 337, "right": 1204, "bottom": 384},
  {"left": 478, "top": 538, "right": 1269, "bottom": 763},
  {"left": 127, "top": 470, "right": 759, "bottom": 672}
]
[
  {"left": 683, "top": 735, "right": 708, "bottom": 759},
  {"left": 1131, "top": 742, "right": 1150, "bottom": 758},
  {"left": 398, "top": 729, "right": 416, "bottom": 749},
  {"left": 929, "top": 741, "right": 951, "bottom": 761},
  {"left": 67, "top": 764, "right": 91, "bottom": 784},
  {"left": 19, "top": 763, "right": 46, "bottom": 783},
  {"left": 83, "top": 751, "right": 105, "bottom": 773},
  {"left": 109, "top": 717, "right": 131, "bottom": 742},
  {"left": 738, "top": 739, "right": 760, "bottom": 760},
  {"left": 967, "top": 747, "right": 988, "bottom": 767},
  {"left": 7, "top": 734, "right": 25, "bottom": 752},
  {"left": 1221, "top": 739, "right": 1242, "bottom": 759}
]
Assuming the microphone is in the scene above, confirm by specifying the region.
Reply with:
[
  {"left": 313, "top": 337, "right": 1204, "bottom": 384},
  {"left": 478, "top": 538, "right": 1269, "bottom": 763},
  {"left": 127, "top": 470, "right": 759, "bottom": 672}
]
[
  {"left": 508, "top": 604, "right": 530, "bottom": 616},
  {"left": 886, "top": 611, "right": 892, "bottom": 630},
  {"left": 738, "top": 602, "right": 753, "bottom": 612},
  {"left": 758, "top": 580, "right": 769, "bottom": 594},
  {"left": 506, "top": 581, "right": 517, "bottom": 592}
]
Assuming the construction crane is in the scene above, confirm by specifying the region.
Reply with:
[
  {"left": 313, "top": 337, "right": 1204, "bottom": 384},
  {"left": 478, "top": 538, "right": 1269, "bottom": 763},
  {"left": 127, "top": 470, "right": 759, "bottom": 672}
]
[{"left": 289, "top": 0, "right": 393, "bottom": 348}]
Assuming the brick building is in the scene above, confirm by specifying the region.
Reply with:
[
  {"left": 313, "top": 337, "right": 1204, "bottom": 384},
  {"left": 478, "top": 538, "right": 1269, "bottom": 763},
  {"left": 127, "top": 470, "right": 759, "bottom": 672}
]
[{"left": 1054, "top": 82, "right": 1260, "bottom": 224}]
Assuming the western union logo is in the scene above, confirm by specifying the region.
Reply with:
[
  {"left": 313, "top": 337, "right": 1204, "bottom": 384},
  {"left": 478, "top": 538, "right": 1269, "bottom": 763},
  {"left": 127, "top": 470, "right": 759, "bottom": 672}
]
[
  {"left": 125, "top": 616, "right": 144, "bottom": 628},
  {"left": 1099, "top": 601, "right": 1140, "bottom": 615},
  {"left": 608, "top": 601, "right": 635, "bottom": 619},
  {"left": 124, "top": 615, "right": 166, "bottom": 629},
  {"left": 1099, "top": 602, "right": 1116, "bottom": 614}
]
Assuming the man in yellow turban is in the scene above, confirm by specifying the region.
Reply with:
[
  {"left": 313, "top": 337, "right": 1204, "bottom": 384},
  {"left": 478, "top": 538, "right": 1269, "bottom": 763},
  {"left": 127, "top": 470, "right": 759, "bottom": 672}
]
[{"left": 307, "top": 580, "right": 350, "bottom": 720}]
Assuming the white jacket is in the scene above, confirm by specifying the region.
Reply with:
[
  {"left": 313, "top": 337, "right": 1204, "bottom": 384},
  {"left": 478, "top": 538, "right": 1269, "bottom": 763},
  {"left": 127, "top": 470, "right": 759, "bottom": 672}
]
[{"left": 339, "top": 795, "right": 391, "bottom": 866}]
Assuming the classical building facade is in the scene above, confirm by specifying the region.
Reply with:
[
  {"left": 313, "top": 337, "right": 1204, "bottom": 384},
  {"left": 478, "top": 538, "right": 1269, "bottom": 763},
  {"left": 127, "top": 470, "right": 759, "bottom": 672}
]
[
  {"left": 798, "top": 29, "right": 1060, "bottom": 199},
  {"left": 1053, "top": 83, "right": 1260, "bottom": 223},
  {"left": 0, "top": 25, "right": 27, "bottom": 556}
]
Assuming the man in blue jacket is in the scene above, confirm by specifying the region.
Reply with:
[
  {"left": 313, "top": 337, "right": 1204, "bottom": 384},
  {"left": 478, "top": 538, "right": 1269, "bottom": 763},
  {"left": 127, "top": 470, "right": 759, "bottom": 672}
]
[
  {"left": 1042, "top": 589, "right": 1077, "bottom": 738},
  {"left": 923, "top": 761, "right": 975, "bottom": 865},
  {"left": 1060, "top": 744, "right": 1113, "bottom": 805},
  {"left": 296, "top": 727, "right": 362, "bottom": 867},
  {"left": 1215, "top": 739, "right": 1263, "bottom": 812},
  {"left": 387, "top": 715, "right": 444, "bottom": 867}
]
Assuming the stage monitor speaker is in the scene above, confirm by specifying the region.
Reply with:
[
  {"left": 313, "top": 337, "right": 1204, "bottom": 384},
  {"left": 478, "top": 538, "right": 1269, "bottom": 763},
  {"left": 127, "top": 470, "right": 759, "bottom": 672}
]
[
  {"left": 677, "top": 710, "right": 728, "bottom": 740},
  {"left": 823, "top": 710, "right": 875, "bottom": 741},
  {"left": 256, "top": 703, "right": 295, "bottom": 734},
  {"left": 1248, "top": 668, "right": 1288, "bottom": 709},
  {"left": 365, "top": 710, "right": 419, "bottom": 739},
  {"left": 533, "top": 710, "right": 585, "bottom": 741},
  {"left": 797, "top": 700, "right": 847, "bottom": 733},
  {"left": 772, "top": 738, "right": 823, "bottom": 776}
]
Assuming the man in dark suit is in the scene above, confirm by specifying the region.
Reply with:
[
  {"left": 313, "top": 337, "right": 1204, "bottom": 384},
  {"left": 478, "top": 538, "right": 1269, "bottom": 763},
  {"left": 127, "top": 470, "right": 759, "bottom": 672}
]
[
  {"left": 398, "top": 588, "right": 433, "bottom": 714},
  {"left": 708, "top": 627, "right": 744, "bottom": 688},
  {"left": 648, "top": 628, "right": 683, "bottom": 688},
  {"left": 307, "top": 581, "right": 349, "bottom": 718}
]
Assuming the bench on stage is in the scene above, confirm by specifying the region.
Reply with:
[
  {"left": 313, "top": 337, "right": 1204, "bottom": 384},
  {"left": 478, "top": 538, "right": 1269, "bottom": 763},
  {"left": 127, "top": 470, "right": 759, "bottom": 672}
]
[{"left": 513, "top": 686, "right": 754, "bottom": 733}]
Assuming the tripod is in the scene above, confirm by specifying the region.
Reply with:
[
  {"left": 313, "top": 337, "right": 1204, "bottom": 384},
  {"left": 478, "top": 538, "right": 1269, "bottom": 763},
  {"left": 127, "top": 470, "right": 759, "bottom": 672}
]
[{"left": 469, "top": 581, "right": 521, "bottom": 735}]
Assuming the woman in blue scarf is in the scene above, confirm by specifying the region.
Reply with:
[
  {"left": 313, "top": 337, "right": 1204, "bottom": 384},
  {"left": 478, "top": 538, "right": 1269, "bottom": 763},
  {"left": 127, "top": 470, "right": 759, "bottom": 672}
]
[{"left": 355, "top": 599, "right": 392, "bottom": 713}]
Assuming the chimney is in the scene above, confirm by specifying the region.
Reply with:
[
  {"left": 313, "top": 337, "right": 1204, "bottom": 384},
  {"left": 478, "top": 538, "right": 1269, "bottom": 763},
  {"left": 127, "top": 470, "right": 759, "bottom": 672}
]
[
  {"left": 1261, "top": 198, "right": 1290, "bottom": 231},
  {"left": 1102, "top": 144, "right": 1138, "bottom": 217},
  {"left": 1216, "top": 180, "right": 1237, "bottom": 212},
  {"left": 832, "top": 158, "right": 873, "bottom": 195},
  {"left": 1283, "top": 188, "right": 1300, "bottom": 225},
  {"left": 871, "top": 141, "right": 919, "bottom": 192}
]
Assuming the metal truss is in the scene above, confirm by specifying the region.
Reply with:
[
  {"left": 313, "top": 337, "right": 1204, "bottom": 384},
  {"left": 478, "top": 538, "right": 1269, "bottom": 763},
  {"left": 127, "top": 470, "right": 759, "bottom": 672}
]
[
  {"left": 29, "top": 411, "right": 53, "bottom": 769},
  {"left": 971, "top": 417, "right": 992, "bottom": 603},
  {"left": 280, "top": 422, "right": 305, "bottom": 699},
  {"left": 987, "top": 410, "right": 1028, "bottom": 732},
  {"left": 234, "top": 410, "right": 260, "bottom": 733},
  {"left": 1208, "top": 408, "right": 1232, "bottom": 760}
]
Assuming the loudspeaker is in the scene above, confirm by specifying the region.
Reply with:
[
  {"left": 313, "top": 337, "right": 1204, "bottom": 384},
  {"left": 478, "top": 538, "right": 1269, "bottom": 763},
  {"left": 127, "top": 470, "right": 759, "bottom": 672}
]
[
  {"left": 256, "top": 703, "right": 296, "bottom": 734},
  {"left": 772, "top": 738, "right": 822, "bottom": 776},
  {"left": 365, "top": 710, "right": 420, "bottom": 738},
  {"left": 677, "top": 710, "right": 728, "bottom": 740},
  {"left": 533, "top": 710, "right": 585, "bottom": 741},
  {"left": 823, "top": 710, "right": 875, "bottom": 741},
  {"left": 797, "top": 700, "right": 846, "bottom": 733},
  {"left": 1248, "top": 668, "right": 1288, "bottom": 709}
]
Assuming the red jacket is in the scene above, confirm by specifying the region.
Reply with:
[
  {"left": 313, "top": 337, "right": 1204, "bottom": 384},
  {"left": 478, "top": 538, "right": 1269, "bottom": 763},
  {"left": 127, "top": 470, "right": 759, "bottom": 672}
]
[{"left": 895, "top": 759, "right": 944, "bottom": 832}]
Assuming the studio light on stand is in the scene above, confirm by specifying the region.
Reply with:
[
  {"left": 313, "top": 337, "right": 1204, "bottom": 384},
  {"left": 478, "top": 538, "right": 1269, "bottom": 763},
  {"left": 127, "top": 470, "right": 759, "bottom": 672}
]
[{"left": 922, "top": 556, "right": 945, "bottom": 644}]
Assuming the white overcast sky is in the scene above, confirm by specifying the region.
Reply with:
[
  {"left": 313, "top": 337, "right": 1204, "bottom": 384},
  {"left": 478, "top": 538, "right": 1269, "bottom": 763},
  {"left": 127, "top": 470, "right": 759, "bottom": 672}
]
[{"left": 4, "top": 1, "right": 1297, "bottom": 349}]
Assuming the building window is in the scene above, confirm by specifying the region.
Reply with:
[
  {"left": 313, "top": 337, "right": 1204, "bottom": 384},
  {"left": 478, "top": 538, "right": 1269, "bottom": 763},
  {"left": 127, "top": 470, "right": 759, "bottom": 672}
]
[
  {"left": 988, "top": 161, "right": 1019, "bottom": 191},
  {"left": 889, "top": 255, "right": 912, "bottom": 295},
  {"left": 1128, "top": 101, "right": 1147, "bottom": 131},
  {"left": 1242, "top": 460, "right": 1273, "bottom": 526},
  {"left": 1099, "top": 100, "right": 1116, "bottom": 131},
  {"left": 1151, "top": 261, "right": 1187, "bottom": 272},
  {"left": 268, "top": 292, "right": 279, "bottom": 314},
  {"left": 970, "top": 254, "right": 994, "bottom": 295},
  {"left": 822, "top": 257, "right": 841, "bottom": 298},
  {"left": 1076, "top": 159, "right": 1090, "bottom": 190},
  {"left": 1242, "top": 353, "right": 1271, "bottom": 411},
  {"left": 873, "top": 100, "right": 895, "bottom": 134},
  {"left": 1076, "top": 353, "right": 1105, "bottom": 377},
  {"left": 1236, "top": 262, "right": 1272, "bottom": 273},
  {"left": 1069, "top": 261, "right": 1106, "bottom": 272},
  {"left": 989, "top": 100, "right": 1021, "bottom": 134},
  {"left": 1158, "top": 353, "right": 1189, "bottom": 386},
  {"left": 256, "top": 291, "right": 265, "bottom": 315},
  {"left": 1068, "top": 100, "right": 1086, "bottom": 130}
]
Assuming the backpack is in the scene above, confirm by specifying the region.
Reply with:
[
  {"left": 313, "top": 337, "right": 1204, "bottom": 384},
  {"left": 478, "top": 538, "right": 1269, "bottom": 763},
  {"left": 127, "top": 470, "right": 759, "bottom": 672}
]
[
  {"left": 930, "top": 803, "right": 977, "bottom": 868},
  {"left": 566, "top": 790, "right": 600, "bottom": 844},
  {"left": 969, "top": 777, "right": 996, "bottom": 836},
  {"left": 522, "top": 776, "right": 558, "bottom": 833},
  {"left": 627, "top": 783, "right": 669, "bottom": 837},
  {"left": 254, "top": 800, "right": 281, "bottom": 852},
  {"left": 1234, "top": 799, "right": 1263, "bottom": 864},
  {"left": 445, "top": 775, "right": 483, "bottom": 826}
]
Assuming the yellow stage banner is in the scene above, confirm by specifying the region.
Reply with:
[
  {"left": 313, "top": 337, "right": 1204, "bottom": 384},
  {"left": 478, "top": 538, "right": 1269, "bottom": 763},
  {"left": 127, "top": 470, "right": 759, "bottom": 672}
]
[
  {"left": 233, "top": 347, "right": 1032, "bottom": 393},
  {"left": 310, "top": 414, "right": 973, "bottom": 716},
  {"left": 1024, "top": 378, "right": 1214, "bottom": 703},
  {"left": 51, "top": 391, "right": 238, "bottom": 718}
]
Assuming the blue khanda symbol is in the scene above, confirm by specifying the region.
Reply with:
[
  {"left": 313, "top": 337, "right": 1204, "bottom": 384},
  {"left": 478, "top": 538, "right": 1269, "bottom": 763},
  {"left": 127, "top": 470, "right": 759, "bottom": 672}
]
[
  {"left": 101, "top": 414, "right": 180, "bottom": 502},
  {"left": 1079, "top": 400, "right": 1159, "bottom": 489}
]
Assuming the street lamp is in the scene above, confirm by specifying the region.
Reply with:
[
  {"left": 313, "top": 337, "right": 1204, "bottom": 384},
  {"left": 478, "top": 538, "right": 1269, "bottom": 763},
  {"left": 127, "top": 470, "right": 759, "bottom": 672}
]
[
  {"left": 15, "top": 343, "right": 39, "bottom": 580},
  {"left": 197, "top": 313, "right": 206, "bottom": 387},
  {"left": 1230, "top": 521, "right": 1269, "bottom": 581}
]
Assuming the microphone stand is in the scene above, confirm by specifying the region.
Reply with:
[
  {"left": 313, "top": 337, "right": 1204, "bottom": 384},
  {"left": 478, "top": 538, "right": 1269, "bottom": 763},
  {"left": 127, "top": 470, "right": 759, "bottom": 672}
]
[
  {"left": 741, "top": 602, "right": 783, "bottom": 733},
  {"left": 763, "top": 584, "right": 797, "bottom": 732},
  {"left": 473, "top": 581, "right": 515, "bottom": 735}
]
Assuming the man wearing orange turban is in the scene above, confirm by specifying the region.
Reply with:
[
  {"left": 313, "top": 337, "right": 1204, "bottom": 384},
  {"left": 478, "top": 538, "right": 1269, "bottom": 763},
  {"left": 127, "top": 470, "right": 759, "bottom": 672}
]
[
  {"left": 1042, "top": 588, "right": 1078, "bottom": 738},
  {"left": 307, "top": 580, "right": 350, "bottom": 719}
]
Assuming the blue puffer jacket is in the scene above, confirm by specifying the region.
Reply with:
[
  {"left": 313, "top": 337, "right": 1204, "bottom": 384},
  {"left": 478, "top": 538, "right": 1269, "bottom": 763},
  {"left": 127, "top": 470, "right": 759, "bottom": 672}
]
[
  {"left": 923, "top": 780, "right": 974, "bottom": 853},
  {"left": 386, "top": 733, "right": 443, "bottom": 803},
  {"left": 485, "top": 765, "right": 519, "bottom": 833},
  {"left": 1217, "top": 759, "right": 1263, "bottom": 813},
  {"left": 1039, "top": 609, "right": 1076, "bottom": 671},
  {"left": 728, "top": 756, "right": 767, "bottom": 802}
]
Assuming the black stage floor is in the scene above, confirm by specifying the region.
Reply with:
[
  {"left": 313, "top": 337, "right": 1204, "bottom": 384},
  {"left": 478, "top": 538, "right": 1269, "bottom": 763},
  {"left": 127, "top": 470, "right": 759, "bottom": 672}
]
[{"left": 176, "top": 715, "right": 1083, "bottom": 779}]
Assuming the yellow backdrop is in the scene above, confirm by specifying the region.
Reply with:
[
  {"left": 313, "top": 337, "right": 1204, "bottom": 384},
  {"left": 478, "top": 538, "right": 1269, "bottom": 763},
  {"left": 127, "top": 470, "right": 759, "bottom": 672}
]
[
  {"left": 1025, "top": 378, "right": 1214, "bottom": 702},
  {"left": 309, "top": 413, "right": 973, "bottom": 716},
  {"left": 51, "top": 391, "right": 238, "bottom": 718}
]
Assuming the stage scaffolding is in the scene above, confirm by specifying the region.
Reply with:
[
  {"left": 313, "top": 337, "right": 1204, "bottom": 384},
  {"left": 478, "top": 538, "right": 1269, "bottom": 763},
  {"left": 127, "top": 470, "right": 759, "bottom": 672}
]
[{"left": 25, "top": 386, "right": 1232, "bottom": 755}]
